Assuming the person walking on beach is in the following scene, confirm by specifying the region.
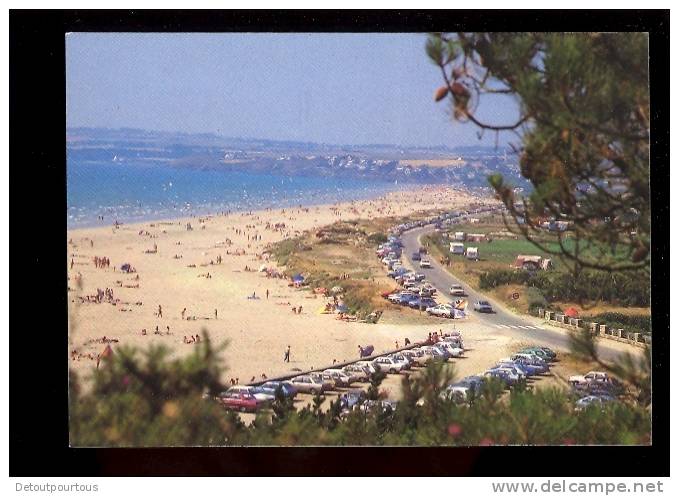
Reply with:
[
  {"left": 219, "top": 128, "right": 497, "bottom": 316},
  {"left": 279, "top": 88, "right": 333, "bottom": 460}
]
[
  {"left": 214, "top": 308, "right": 218, "bottom": 319},
  {"left": 181, "top": 307, "right": 186, "bottom": 320},
  {"left": 266, "top": 289, "right": 269, "bottom": 300},
  {"left": 283, "top": 345, "right": 291, "bottom": 363},
  {"left": 157, "top": 305, "right": 163, "bottom": 318}
]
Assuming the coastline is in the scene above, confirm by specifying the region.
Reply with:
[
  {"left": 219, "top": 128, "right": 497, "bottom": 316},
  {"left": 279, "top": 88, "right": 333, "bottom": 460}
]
[{"left": 67, "top": 186, "right": 499, "bottom": 384}]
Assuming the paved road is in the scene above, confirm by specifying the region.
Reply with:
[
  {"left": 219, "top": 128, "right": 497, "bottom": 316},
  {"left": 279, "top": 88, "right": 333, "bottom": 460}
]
[{"left": 400, "top": 226, "right": 636, "bottom": 362}]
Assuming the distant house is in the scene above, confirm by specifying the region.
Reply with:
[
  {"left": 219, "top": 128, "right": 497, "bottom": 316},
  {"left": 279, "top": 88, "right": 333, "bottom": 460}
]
[
  {"left": 454, "top": 231, "right": 466, "bottom": 241},
  {"left": 465, "top": 247, "right": 479, "bottom": 260},
  {"left": 513, "top": 255, "right": 553, "bottom": 271},
  {"left": 450, "top": 242, "right": 465, "bottom": 255}
]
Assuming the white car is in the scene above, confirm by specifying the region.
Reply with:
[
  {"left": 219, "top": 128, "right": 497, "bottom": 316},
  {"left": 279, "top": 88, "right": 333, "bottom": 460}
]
[
  {"left": 419, "top": 346, "right": 447, "bottom": 361},
  {"left": 568, "top": 371, "right": 613, "bottom": 386},
  {"left": 449, "top": 284, "right": 466, "bottom": 296},
  {"left": 389, "top": 353, "right": 412, "bottom": 370},
  {"left": 322, "top": 369, "right": 356, "bottom": 387},
  {"left": 443, "top": 336, "right": 464, "bottom": 349},
  {"left": 343, "top": 364, "right": 370, "bottom": 382},
  {"left": 388, "top": 291, "right": 414, "bottom": 303},
  {"left": 435, "top": 342, "right": 464, "bottom": 358},
  {"left": 356, "top": 360, "right": 379, "bottom": 374},
  {"left": 372, "top": 356, "right": 407, "bottom": 374},
  {"left": 419, "top": 259, "right": 432, "bottom": 268},
  {"left": 400, "top": 348, "right": 427, "bottom": 366},
  {"left": 426, "top": 304, "right": 454, "bottom": 318}
]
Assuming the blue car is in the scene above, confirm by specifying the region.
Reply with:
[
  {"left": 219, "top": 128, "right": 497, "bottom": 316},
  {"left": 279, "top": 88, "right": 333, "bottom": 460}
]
[
  {"left": 411, "top": 252, "right": 422, "bottom": 261},
  {"left": 408, "top": 297, "right": 437, "bottom": 309},
  {"left": 387, "top": 267, "right": 409, "bottom": 278},
  {"left": 257, "top": 381, "right": 298, "bottom": 399},
  {"left": 484, "top": 369, "right": 521, "bottom": 387},
  {"left": 512, "top": 357, "right": 549, "bottom": 375},
  {"left": 397, "top": 293, "right": 418, "bottom": 305}
]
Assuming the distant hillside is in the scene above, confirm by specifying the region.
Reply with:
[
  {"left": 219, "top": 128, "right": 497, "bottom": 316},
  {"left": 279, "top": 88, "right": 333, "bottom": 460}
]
[{"left": 67, "top": 127, "right": 531, "bottom": 192}]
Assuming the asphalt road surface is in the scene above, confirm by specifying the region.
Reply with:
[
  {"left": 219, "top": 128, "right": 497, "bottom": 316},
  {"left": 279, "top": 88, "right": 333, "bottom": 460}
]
[{"left": 400, "top": 225, "right": 638, "bottom": 362}]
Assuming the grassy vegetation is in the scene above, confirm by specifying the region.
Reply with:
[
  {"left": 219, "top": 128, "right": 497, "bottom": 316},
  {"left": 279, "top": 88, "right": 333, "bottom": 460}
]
[
  {"left": 424, "top": 216, "right": 651, "bottom": 319},
  {"left": 269, "top": 213, "right": 440, "bottom": 320}
]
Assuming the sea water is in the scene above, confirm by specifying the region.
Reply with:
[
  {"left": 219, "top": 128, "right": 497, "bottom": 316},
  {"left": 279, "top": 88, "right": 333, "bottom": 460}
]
[{"left": 67, "top": 161, "right": 403, "bottom": 229}]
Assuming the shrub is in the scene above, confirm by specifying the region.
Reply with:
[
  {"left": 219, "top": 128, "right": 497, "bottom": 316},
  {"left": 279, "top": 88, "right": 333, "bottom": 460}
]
[
  {"left": 479, "top": 269, "right": 531, "bottom": 289},
  {"left": 367, "top": 232, "right": 388, "bottom": 245},
  {"left": 589, "top": 312, "right": 651, "bottom": 334}
]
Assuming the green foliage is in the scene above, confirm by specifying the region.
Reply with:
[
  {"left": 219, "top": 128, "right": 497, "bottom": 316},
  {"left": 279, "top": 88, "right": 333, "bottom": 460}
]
[
  {"left": 478, "top": 268, "right": 649, "bottom": 306},
  {"left": 588, "top": 312, "right": 651, "bottom": 334},
  {"left": 70, "top": 333, "right": 650, "bottom": 447},
  {"left": 429, "top": 33, "right": 650, "bottom": 275},
  {"left": 367, "top": 232, "right": 388, "bottom": 245},
  {"left": 479, "top": 269, "right": 531, "bottom": 289},
  {"left": 271, "top": 237, "right": 303, "bottom": 266},
  {"left": 525, "top": 286, "right": 548, "bottom": 313},
  {"left": 69, "top": 333, "right": 242, "bottom": 447},
  {"left": 530, "top": 270, "right": 649, "bottom": 306}
]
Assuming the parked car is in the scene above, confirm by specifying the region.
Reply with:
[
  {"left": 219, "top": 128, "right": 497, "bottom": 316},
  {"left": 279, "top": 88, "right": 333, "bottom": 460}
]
[
  {"left": 426, "top": 304, "right": 454, "bottom": 318},
  {"left": 416, "top": 346, "right": 447, "bottom": 363},
  {"left": 372, "top": 356, "right": 407, "bottom": 374},
  {"left": 484, "top": 368, "right": 522, "bottom": 387},
  {"left": 511, "top": 353, "right": 549, "bottom": 369},
  {"left": 443, "top": 335, "right": 464, "bottom": 349},
  {"left": 520, "top": 347, "right": 556, "bottom": 362},
  {"left": 575, "top": 394, "right": 617, "bottom": 411},
  {"left": 388, "top": 291, "right": 415, "bottom": 304},
  {"left": 401, "top": 348, "right": 427, "bottom": 366},
  {"left": 339, "top": 389, "right": 367, "bottom": 412},
  {"left": 444, "top": 376, "right": 487, "bottom": 402},
  {"left": 258, "top": 381, "right": 298, "bottom": 399},
  {"left": 418, "top": 247, "right": 428, "bottom": 254},
  {"left": 435, "top": 341, "right": 464, "bottom": 358},
  {"left": 408, "top": 296, "right": 437, "bottom": 309},
  {"left": 419, "top": 259, "right": 432, "bottom": 269},
  {"left": 449, "top": 284, "right": 466, "bottom": 296},
  {"left": 490, "top": 364, "right": 527, "bottom": 381},
  {"left": 389, "top": 353, "right": 412, "bottom": 370},
  {"left": 322, "top": 369, "right": 356, "bottom": 387},
  {"left": 356, "top": 360, "right": 380, "bottom": 374},
  {"left": 419, "top": 286, "right": 436, "bottom": 297},
  {"left": 285, "top": 374, "right": 331, "bottom": 394},
  {"left": 498, "top": 358, "right": 544, "bottom": 376},
  {"left": 342, "top": 364, "right": 371, "bottom": 382},
  {"left": 568, "top": 371, "right": 617, "bottom": 387},
  {"left": 411, "top": 252, "right": 422, "bottom": 261},
  {"left": 219, "top": 390, "right": 261, "bottom": 412},
  {"left": 473, "top": 300, "right": 494, "bottom": 313},
  {"left": 359, "top": 399, "right": 398, "bottom": 415},
  {"left": 413, "top": 273, "right": 426, "bottom": 281}
]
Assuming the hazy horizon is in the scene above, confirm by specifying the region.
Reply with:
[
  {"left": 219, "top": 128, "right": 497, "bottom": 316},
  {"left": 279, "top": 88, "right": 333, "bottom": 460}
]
[{"left": 66, "top": 33, "right": 520, "bottom": 149}]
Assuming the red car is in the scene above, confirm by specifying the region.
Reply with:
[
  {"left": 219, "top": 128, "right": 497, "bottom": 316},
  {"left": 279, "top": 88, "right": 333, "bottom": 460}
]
[{"left": 219, "top": 391, "right": 260, "bottom": 412}]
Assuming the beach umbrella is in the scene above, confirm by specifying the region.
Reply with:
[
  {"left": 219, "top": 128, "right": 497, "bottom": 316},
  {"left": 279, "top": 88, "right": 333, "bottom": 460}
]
[
  {"left": 564, "top": 307, "right": 579, "bottom": 318},
  {"left": 292, "top": 274, "right": 305, "bottom": 283},
  {"left": 336, "top": 304, "right": 349, "bottom": 314}
]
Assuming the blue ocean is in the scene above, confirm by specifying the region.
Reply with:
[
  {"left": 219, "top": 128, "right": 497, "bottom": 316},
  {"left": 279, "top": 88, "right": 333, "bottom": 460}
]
[{"left": 67, "top": 162, "right": 402, "bottom": 229}]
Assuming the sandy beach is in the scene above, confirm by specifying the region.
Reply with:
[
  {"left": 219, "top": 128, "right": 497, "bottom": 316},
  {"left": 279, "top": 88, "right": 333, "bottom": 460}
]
[{"left": 67, "top": 187, "right": 510, "bottom": 385}]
